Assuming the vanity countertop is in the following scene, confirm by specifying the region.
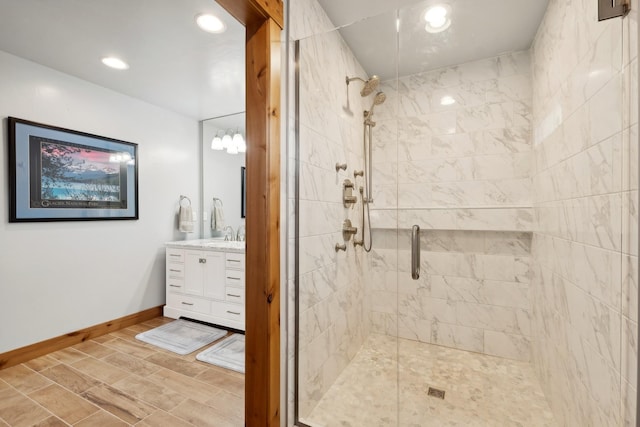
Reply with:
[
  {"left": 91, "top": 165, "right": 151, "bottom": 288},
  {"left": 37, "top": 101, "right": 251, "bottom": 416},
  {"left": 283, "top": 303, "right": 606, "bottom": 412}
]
[{"left": 166, "top": 239, "right": 245, "bottom": 253}]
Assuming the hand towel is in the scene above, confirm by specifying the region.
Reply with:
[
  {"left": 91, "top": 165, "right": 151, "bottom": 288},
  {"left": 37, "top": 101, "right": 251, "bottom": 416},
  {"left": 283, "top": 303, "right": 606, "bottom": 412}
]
[
  {"left": 211, "top": 200, "right": 225, "bottom": 231},
  {"left": 178, "top": 205, "right": 194, "bottom": 232}
]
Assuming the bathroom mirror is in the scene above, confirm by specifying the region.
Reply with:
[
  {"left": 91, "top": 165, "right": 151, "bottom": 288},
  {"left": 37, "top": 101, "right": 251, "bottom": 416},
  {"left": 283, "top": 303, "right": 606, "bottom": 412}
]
[{"left": 201, "top": 111, "right": 246, "bottom": 238}]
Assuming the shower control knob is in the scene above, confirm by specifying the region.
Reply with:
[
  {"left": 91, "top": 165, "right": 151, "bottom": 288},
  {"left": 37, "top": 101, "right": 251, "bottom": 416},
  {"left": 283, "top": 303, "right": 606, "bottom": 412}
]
[
  {"left": 335, "top": 162, "right": 347, "bottom": 172},
  {"left": 343, "top": 179, "right": 357, "bottom": 207},
  {"left": 354, "top": 170, "right": 364, "bottom": 178},
  {"left": 342, "top": 219, "right": 358, "bottom": 240}
]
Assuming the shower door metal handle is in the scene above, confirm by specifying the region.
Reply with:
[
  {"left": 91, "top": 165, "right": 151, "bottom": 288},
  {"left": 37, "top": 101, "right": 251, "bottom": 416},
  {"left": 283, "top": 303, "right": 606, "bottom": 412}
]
[{"left": 411, "top": 225, "right": 420, "bottom": 280}]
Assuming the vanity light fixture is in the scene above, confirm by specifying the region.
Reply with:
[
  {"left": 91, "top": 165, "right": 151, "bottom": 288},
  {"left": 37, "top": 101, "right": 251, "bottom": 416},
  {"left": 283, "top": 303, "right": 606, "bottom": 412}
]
[
  {"left": 196, "top": 13, "right": 226, "bottom": 33},
  {"left": 211, "top": 133, "right": 224, "bottom": 150},
  {"left": 237, "top": 139, "right": 247, "bottom": 153},
  {"left": 222, "top": 133, "right": 233, "bottom": 149},
  {"left": 233, "top": 131, "right": 246, "bottom": 153},
  {"left": 424, "top": 4, "right": 452, "bottom": 33},
  {"left": 211, "top": 130, "right": 244, "bottom": 154},
  {"left": 101, "top": 56, "right": 129, "bottom": 70},
  {"left": 226, "top": 141, "right": 239, "bottom": 155}
]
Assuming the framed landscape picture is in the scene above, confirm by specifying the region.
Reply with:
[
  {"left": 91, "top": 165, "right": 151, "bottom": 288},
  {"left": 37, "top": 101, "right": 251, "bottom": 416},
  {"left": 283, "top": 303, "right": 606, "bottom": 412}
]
[{"left": 8, "top": 117, "right": 139, "bottom": 222}]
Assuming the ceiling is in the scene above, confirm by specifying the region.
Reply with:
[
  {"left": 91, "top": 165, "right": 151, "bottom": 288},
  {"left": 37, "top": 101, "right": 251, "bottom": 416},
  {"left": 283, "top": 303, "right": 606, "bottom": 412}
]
[
  {"left": 0, "top": 0, "right": 549, "bottom": 120},
  {"left": 0, "top": 0, "right": 245, "bottom": 121},
  {"left": 316, "top": 0, "right": 549, "bottom": 79}
]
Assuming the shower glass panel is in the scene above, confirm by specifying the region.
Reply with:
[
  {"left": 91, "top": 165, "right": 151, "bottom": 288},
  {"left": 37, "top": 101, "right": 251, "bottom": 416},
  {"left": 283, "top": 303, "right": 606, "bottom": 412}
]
[
  {"left": 394, "top": 1, "right": 543, "bottom": 423},
  {"left": 292, "top": 9, "right": 401, "bottom": 425},
  {"left": 292, "top": 0, "right": 636, "bottom": 425}
]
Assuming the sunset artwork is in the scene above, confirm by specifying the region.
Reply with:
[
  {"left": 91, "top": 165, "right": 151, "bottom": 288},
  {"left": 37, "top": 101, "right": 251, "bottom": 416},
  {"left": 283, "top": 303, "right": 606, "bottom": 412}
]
[
  {"left": 39, "top": 140, "right": 122, "bottom": 203},
  {"left": 9, "top": 117, "right": 138, "bottom": 221}
]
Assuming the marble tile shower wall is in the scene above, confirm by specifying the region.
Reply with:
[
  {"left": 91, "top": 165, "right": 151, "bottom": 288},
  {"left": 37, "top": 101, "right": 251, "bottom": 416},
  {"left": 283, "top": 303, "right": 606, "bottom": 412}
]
[
  {"left": 364, "top": 52, "right": 536, "bottom": 360},
  {"left": 531, "top": 0, "right": 638, "bottom": 425},
  {"left": 370, "top": 229, "right": 533, "bottom": 361},
  {"left": 370, "top": 51, "right": 534, "bottom": 232},
  {"left": 289, "top": 0, "right": 374, "bottom": 418}
]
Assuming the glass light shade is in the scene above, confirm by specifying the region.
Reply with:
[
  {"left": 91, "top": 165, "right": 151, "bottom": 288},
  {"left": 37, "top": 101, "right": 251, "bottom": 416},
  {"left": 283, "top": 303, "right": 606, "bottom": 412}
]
[
  {"left": 233, "top": 132, "right": 244, "bottom": 146},
  {"left": 211, "top": 136, "right": 223, "bottom": 150},
  {"left": 222, "top": 134, "right": 232, "bottom": 149},
  {"left": 226, "top": 143, "right": 239, "bottom": 154},
  {"left": 238, "top": 140, "right": 247, "bottom": 153}
]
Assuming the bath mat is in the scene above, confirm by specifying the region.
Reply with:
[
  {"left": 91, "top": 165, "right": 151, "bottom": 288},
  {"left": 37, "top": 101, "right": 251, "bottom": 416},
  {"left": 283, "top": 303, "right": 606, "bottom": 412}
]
[
  {"left": 135, "top": 319, "right": 226, "bottom": 355},
  {"left": 196, "top": 333, "right": 245, "bottom": 373}
]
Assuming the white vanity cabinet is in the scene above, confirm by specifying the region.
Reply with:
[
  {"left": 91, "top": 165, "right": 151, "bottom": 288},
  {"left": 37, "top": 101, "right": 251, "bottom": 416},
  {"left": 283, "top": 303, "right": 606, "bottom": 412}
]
[
  {"left": 164, "top": 241, "right": 245, "bottom": 331},
  {"left": 184, "top": 250, "right": 225, "bottom": 300}
]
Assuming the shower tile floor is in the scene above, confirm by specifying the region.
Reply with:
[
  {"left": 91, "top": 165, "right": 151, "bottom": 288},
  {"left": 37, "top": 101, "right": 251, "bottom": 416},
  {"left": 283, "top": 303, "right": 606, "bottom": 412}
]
[{"left": 301, "top": 334, "right": 556, "bottom": 427}]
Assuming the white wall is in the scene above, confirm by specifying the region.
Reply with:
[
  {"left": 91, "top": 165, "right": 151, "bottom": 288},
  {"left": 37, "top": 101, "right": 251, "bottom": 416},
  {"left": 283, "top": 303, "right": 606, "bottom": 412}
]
[{"left": 0, "top": 50, "right": 200, "bottom": 353}]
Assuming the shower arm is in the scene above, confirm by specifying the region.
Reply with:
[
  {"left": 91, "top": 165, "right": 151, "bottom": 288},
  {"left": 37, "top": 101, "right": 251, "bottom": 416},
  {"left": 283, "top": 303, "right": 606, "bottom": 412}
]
[{"left": 346, "top": 76, "right": 365, "bottom": 85}]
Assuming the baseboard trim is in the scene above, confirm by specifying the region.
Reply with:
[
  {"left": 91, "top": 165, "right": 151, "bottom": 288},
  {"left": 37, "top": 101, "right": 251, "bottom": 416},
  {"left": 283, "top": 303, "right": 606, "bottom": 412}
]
[{"left": 0, "top": 306, "right": 163, "bottom": 370}]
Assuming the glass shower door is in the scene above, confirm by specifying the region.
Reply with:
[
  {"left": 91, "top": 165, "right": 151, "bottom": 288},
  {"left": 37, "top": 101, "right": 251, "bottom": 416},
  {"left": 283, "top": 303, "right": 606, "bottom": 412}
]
[
  {"left": 392, "top": 1, "right": 548, "bottom": 424},
  {"left": 291, "top": 6, "right": 402, "bottom": 425}
]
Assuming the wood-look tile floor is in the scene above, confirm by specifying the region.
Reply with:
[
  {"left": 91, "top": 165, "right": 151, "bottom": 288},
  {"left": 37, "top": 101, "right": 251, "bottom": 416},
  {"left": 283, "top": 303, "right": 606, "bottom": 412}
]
[{"left": 0, "top": 317, "right": 244, "bottom": 426}]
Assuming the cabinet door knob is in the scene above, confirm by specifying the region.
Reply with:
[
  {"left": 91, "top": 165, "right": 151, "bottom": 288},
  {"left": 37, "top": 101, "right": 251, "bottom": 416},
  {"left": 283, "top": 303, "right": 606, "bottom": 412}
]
[{"left": 199, "top": 258, "right": 207, "bottom": 264}]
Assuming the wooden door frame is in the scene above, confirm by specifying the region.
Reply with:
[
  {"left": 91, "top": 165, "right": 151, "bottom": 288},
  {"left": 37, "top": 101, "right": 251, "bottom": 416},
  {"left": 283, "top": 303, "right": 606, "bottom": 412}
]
[{"left": 214, "top": 1, "right": 283, "bottom": 426}]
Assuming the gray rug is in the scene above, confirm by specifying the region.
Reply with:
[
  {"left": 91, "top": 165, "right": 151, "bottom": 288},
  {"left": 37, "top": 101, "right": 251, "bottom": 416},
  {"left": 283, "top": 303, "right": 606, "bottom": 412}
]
[
  {"left": 196, "top": 334, "right": 245, "bottom": 373},
  {"left": 135, "top": 319, "right": 226, "bottom": 355}
]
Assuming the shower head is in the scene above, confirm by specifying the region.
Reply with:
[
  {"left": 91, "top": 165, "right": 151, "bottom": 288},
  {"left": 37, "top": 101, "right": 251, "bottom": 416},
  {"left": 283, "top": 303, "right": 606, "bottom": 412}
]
[
  {"left": 346, "top": 75, "right": 380, "bottom": 97},
  {"left": 365, "top": 92, "right": 386, "bottom": 122},
  {"left": 372, "top": 91, "right": 386, "bottom": 106}
]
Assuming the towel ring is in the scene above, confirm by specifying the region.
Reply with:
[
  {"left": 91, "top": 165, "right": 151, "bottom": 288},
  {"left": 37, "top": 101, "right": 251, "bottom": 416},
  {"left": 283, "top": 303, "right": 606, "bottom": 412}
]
[
  {"left": 212, "top": 197, "right": 223, "bottom": 207},
  {"left": 179, "top": 195, "right": 191, "bottom": 207}
]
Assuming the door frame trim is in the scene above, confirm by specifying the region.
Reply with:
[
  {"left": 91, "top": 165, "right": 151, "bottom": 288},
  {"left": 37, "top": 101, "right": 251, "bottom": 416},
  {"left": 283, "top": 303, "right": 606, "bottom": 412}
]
[{"left": 214, "top": 1, "right": 283, "bottom": 425}]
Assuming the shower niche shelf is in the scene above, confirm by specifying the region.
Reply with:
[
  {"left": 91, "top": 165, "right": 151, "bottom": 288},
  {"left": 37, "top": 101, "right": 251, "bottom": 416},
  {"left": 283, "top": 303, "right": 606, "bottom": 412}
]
[{"left": 368, "top": 207, "right": 534, "bottom": 233}]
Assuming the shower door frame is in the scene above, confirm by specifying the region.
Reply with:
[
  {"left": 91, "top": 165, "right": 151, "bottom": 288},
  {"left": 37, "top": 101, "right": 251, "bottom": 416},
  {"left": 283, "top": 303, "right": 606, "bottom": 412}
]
[{"left": 215, "top": 1, "right": 283, "bottom": 425}]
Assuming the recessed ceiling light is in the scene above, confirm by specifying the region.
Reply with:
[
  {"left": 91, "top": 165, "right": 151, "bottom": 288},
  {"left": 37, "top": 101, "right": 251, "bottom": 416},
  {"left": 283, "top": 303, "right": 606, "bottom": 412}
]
[
  {"left": 424, "top": 4, "right": 452, "bottom": 33},
  {"left": 101, "top": 57, "right": 129, "bottom": 70},
  {"left": 196, "top": 13, "right": 226, "bottom": 34}
]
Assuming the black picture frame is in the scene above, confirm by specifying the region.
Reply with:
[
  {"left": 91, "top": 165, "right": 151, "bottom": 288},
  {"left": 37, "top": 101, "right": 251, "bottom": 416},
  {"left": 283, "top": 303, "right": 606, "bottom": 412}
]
[
  {"left": 8, "top": 117, "right": 139, "bottom": 222},
  {"left": 241, "top": 166, "right": 246, "bottom": 219}
]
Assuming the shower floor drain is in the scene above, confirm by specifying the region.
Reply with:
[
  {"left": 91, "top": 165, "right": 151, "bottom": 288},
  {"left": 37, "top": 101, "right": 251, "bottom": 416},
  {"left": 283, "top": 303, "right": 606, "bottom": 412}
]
[{"left": 427, "top": 387, "right": 445, "bottom": 399}]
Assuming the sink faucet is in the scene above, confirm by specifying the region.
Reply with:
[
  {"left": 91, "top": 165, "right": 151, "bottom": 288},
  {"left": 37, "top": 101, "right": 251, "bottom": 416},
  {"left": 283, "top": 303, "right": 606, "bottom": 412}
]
[
  {"left": 223, "top": 225, "right": 235, "bottom": 241},
  {"left": 236, "top": 225, "right": 246, "bottom": 241}
]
